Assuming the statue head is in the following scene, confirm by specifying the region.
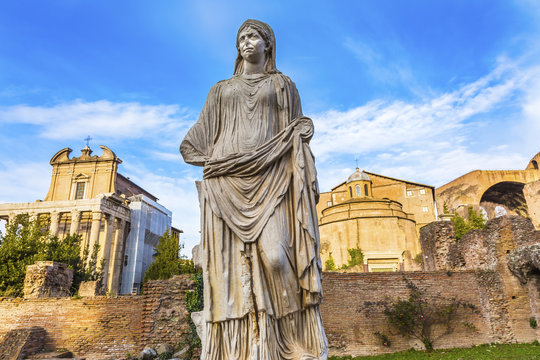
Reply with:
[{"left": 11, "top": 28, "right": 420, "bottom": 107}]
[{"left": 234, "top": 19, "right": 279, "bottom": 75}]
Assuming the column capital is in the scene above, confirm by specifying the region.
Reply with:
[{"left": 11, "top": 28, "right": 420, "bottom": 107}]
[
  {"left": 50, "top": 211, "right": 60, "bottom": 221},
  {"left": 91, "top": 211, "right": 103, "bottom": 221},
  {"left": 71, "top": 210, "right": 81, "bottom": 221}
]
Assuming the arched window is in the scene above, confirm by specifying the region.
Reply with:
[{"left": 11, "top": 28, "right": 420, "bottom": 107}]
[
  {"left": 533, "top": 160, "right": 539, "bottom": 170},
  {"left": 355, "top": 185, "right": 361, "bottom": 196},
  {"left": 364, "top": 184, "right": 369, "bottom": 196},
  {"left": 349, "top": 187, "right": 353, "bottom": 198}
]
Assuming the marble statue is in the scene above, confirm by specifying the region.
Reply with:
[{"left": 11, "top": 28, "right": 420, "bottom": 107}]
[{"left": 180, "top": 19, "right": 328, "bottom": 360}]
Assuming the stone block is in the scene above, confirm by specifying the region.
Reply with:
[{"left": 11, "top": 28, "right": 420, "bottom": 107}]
[
  {"left": 78, "top": 281, "right": 103, "bottom": 297},
  {"left": 23, "top": 261, "right": 73, "bottom": 299},
  {"left": 0, "top": 326, "right": 46, "bottom": 360}
]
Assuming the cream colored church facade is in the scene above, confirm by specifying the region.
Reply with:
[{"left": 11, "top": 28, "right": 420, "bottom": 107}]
[
  {"left": 317, "top": 169, "right": 436, "bottom": 272},
  {"left": 0, "top": 145, "right": 179, "bottom": 295}
]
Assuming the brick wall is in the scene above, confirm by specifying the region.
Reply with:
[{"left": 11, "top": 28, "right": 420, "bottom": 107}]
[
  {"left": 321, "top": 271, "right": 491, "bottom": 356},
  {"left": 0, "top": 296, "right": 143, "bottom": 359},
  {"left": 0, "top": 264, "right": 539, "bottom": 358},
  {"left": 0, "top": 276, "right": 195, "bottom": 360}
]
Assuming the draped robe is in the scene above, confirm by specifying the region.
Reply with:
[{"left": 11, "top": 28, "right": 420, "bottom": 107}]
[{"left": 180, "top": 73, "right": 327, "bottom": 359}]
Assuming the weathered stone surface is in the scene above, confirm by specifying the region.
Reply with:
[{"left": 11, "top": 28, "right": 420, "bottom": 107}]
[
  {"left": 191, "top": 244, "right": 202, "bottom": 270},
  {"left": 27, "top": 350, "right": 74, "bottom": 358},
  {"left": 507, "top": 243, "right": 540, "bottom": 284},
  {"left": 155, "top": 343, "right": 173, "bottom": 355},
  {"left": 0, "top": 326, "right": 46, "bottom": 360},
  {"left": 419, "top": 221, "right": 455, "bottom": 271},
  {"left": 172, "top": 347, "right": 190, "bottom": 360},
  {"left": 524, "top": 179, "right": 540, "bottom": 229},
  {"left": 190, "top": 311, "right": 205, "bottom": 347},
  {"left": 138, "top": 347, "right": 157, "bottom": 360},
  {"left": 180, "top": 19, "right": 327, "bottom": 358},
  {"left": 77, "top": 281, "right": 103, "bottom": 298},
  {"left": 421, "top": 216, "right": 538, "bottom": 272},
  {"left": 23, "top": 261, "right": 73, "bottom": 299}
]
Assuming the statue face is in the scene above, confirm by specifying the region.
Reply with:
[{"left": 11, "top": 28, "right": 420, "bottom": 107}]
[{"left": 238, "top": 27, "right": 267, "bottom": 64}]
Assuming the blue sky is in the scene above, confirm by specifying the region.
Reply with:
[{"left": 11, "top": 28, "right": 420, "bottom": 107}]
[{"left": 1, "top": 1, "right": 539, "bottom": 255}]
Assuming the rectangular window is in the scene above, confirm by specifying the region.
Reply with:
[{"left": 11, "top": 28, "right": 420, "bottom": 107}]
[
  {"left": 327, "top": 201, "right": 332, "bottom": 206},
  {"left": 406, "top": 190, "right": 413, "bottom": 196},
  {"left": 75, "top": 182, "right": 85, "bottom": 200},
  {"left": 422, "top": 206, "right": 429, "bottom": 213},
  {"left": 419, "top": 189, "right": 426, "bottom": 195}
]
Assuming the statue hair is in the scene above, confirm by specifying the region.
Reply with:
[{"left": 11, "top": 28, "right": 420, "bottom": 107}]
[{"left": 234, "top": 19, "right": 280, "bottom": 75}]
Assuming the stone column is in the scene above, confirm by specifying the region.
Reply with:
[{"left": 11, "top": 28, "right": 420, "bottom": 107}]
[
  {"left": 70, "top": 210, "right": 81, "bottom": 235},
  {"left": 7, "top": 212, "right": 17, "bottom": 226},
  {"left": 49, "top": 212, "right": 60, "bottom": 237},
  {"left": 29, "top": 213, "right": 38, "bottom": 222},
  {"left": 87, "top": 211, "right": 102, "bottom": 263},
  {"left": 108, "top": 219, "right": 127, "bottom": 294},
  {"left": 100, "top": 214, "right": 115, "bottom": 291}
]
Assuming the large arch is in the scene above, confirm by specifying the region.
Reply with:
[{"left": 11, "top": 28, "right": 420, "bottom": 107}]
[{"left": 479, "top": 181, "right": 528, "bottom": 219}]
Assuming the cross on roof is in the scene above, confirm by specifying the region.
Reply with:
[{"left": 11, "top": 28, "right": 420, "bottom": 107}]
[{"left": 84, "top": 136, "right": 92, "bottom": 147}]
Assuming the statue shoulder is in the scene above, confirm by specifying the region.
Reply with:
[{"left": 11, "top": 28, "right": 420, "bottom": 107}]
[{"left": 271, "top": 73, "right": 298, "bottom": 91}]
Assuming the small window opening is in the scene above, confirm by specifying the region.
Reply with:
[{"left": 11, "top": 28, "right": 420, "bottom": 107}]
[
  {"left": 355, "top": 185, "right": 361, "bottom": 196},
  {"left": 364, "top": 184, "right": 368, "bottom": 196},
  {"left": 349, "top": 187, "right": 353, "bottom": 198},
  {"left": 75, "top": 182, "right": 85, "bottom": 200}
]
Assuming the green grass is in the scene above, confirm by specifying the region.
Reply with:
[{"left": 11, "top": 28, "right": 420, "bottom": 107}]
[{"left": 329, "top": 342, "right": 540, "bottom": 360}]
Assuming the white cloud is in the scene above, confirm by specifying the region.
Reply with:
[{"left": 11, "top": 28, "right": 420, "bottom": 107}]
[
  {"left": 311, "top": 60, "right": 539, "bottom": 189},
  {"left": 0, "top": 100, "right": 195, "bottom": 141},
  {"left": 0, "top": 161, "right": 51, "bottom": 203}
]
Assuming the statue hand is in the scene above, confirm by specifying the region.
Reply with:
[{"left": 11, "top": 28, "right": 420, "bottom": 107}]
[{"left": 294, "top": 116, "right": 313, "bottom": 142}]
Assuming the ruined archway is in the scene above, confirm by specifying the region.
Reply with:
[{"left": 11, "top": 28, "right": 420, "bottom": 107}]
[{"left": 480, "top": 181, "right": 529, "bottom": 219}]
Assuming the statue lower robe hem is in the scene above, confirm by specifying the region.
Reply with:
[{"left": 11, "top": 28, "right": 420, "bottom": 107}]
[{"left": 202, "top": 306, "right": 328, "bottom": 360}]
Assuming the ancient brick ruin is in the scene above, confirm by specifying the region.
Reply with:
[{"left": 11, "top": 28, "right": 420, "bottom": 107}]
[
  {"left": 0, "top": 216, "right": 539, "bottom": 359},
  {"left": 23, "top": 261, "right": 73, "bottom": 299}
]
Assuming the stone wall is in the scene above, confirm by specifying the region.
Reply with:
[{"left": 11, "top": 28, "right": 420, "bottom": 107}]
[
  {"left": 0, "top": 327, "right": 46, "bottom": 360},
  {"left": 0, "top": 296, "right": 143, "bottom": 359},
  {"left": 419, "top": 221, "right": 454, "bottom": 271},
  {"left": 23, "top": 261, "right": 73, "bottom": 299},
  {"left": 420, "top": 216, "right": 539, "bottom": 271},
  {"left": 0, "top": 275, "right": 195, "bottom": 359},
  {"left": 524, "top": 179, "right": 540, "bottom": 229},
  {"left": 140, "top": 276, "right": 194, "bottom": 348},
  {"left": 1, "top": 240, "right": 539, "bottom": 359},
  {"left": 322, "top": 271, "right": 488, "bottom": 356},
  {"left": 418, "top": 216, "right": 540, "bottom": 345}
]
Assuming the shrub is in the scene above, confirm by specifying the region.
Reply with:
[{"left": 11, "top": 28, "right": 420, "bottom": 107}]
[
  {"left": 383, "top": 276, "right": 477, "bottom": 351},
  {"left": 452, "top": 206, "right": 485, "bottom": 240},
  {"left": 184, "top": 272, "right": 204, "bottom": 358},
  {"left": 325, "top": 253, "right": 337, "bottom": 271}
]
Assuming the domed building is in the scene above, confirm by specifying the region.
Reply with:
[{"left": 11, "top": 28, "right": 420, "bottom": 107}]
[{"left": 317, "top": 169, "right": 436, "bottom": 272}]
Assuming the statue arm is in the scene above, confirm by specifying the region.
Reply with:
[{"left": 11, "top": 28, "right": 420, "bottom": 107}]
[{"left": 180, "top": 84, "right": 220, "bottom": 166}]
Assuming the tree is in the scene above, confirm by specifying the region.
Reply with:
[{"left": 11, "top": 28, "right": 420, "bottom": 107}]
[
  {"left": 142, "top": 230, "right": 195, "bottom": 283},
  {"left": 0, "top": 214, "right": 96, "bottom": 297}
]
